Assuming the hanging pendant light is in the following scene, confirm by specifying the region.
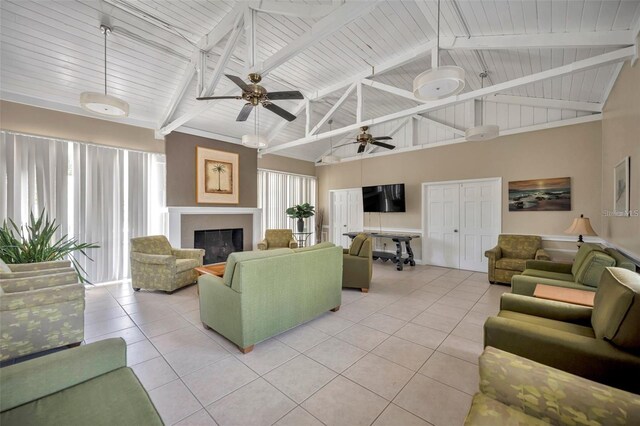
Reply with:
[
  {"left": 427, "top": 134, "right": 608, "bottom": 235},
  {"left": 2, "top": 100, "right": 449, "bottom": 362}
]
[
  {"left": 80, "top": 25, "right": 129, "bottom": 117},
  {"left": 242, "top": 103, "right": 268, "bottom": 148},
  {"left": 413, "top": 0, "right": 465, "bottom": 100},
  {"left": 465, "top": 72, "right": 499, "bottom": 141},
  {"left": 321, "top": 119, "right": 341, "bottom": 164}
]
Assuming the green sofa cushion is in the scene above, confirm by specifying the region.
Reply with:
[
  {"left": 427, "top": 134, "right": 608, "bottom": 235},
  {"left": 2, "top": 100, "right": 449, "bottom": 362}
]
[
  {"left": 293, "top": 242, "right": 335, "bottom": 253},
  {"left": 349, "top": 234, "right": 367, "bottom": 256},
  {"left": 570, "top": 243, "right": 602, "bottom": 277},
  {"left": 521, "top": 269, "right": 575, "bottom": 282},
  {"left": 1, "top": 367, "right": 162, "bottom": 426},
  {"left": 574, "top": 251, "right": 615, "bottom": 287},
  {"left": 465, "top": 392, "right": 549, "bottom": 426},
  {"left": 223, "top": 248, "right": 293, "bottom": 286},
  {"left": 498, "top": 235, "right": 541, "bottom": 260},
  {"left": 499, "top": 311, "right": 595, "bottom": 338},
  {"left": 130, "top": 235, "right": 172, "bottom": 256},
  {"left": 605, "top": 248, "right": 637, "bottom": 271},
  {"left": 495, "top": 258, "right": 526, "bottom": 272},
  {"left": 592, "top": 267, "right": 640, "bottom": 350}
]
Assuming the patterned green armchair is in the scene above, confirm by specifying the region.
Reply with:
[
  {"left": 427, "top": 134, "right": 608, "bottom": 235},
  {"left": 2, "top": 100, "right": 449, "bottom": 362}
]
[
  {"left": 343, "top": 234, "right": 373, "bottom": 293},
  {"left": 484, "top": 234, "right": 550, "bottom": 284},
  {"left": 130, "top": 235, "right": 204, "bottom": 293},
  {"left": 257, "top": 229, "right": 298, "bottom": 250},
  {"left": 465, "top": 346, "right": 640, "bottom": 425},
  {"left": 0, "top": 260, "right": 84, "bottom": 361}
]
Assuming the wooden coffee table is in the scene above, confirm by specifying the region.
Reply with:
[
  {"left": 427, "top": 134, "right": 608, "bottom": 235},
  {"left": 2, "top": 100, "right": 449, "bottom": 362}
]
[
  {"left": 195, "top": 263, "right": 226, "bottom": 277},
  {"left": 533, "top": 284, "right": 595, "bottom": 307}
]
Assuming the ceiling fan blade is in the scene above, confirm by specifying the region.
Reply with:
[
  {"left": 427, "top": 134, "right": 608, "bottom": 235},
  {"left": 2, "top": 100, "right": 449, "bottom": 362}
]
[
  {"left": 263, "top": 102, "right": 297, "bottom": 121},
  {"left": 267, "top": 91, "right": 304, "bottom": 100},
  {"left": 225, "top": 74, "right": 250, "bottom": 91},
  {"left": 333, "top": 141, "right": 358, "bottom": 149},
  {"left": 357, "top": 144, "right": 366, "bottom": 154},
  {"left": 236, "top": 103, "right": 254, "bottom": 122},
  {"left": 373, "top": 136, "right": 393, "bottom": 140},
  {"left": 370, "top": 141, "right": 395, "bottom": 150},
  {"left": 196, "top": 96, "right": 241, "bottom": 101}
]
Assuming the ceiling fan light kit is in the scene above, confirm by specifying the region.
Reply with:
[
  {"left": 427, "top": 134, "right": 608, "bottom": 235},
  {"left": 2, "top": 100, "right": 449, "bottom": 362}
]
[
  {"left": 80, "top": 25, "right": 129, "bottom": 118},
  {"left": 321, "top": 154, "right": 341, "bottom": 164},
  {"left": 241, "top": 134, "right": 268, "bottom": 149},
  {"left": 413, "top": 66, "right": 466, "bottom": 100},
  {"left": 465, "top": 124, "right": 499, "bottom": 141}
]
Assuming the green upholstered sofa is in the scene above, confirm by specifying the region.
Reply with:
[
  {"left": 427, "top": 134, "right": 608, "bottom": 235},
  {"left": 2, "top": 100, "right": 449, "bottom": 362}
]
[
  {"left": 0, "top": 260, "right": 84, "bottom": 361},
  {"left": 130, "top": 235, "right": 204, "bottom": 293},
  {"left": 342, "top": 233, "right": 373, "bottom": 293},
  {"left": 257, "top": 229, "right": 298, "bottom": 250},
  {"left": 198, "top": 242, "right": 342, "bottom": 353},
  {"left": 511, "top": 243, "right": 635, "bottom": 296},
  {"left": 484, "top": 267, "right": 640, "bottom": 394},
  {"left": 484, "top": 235, "right": 550, "bottom": 284},
  {"left": 0, "top": 338, "right": 163, "bottom": 426},
  {"left": 465, "top": 346, "right": 640, "bottom": 425}
]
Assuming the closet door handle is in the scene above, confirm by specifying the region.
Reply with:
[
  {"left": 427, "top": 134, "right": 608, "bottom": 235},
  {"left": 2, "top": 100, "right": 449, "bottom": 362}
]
[{"left": 454, "top": 229, "right": 458, "bottom": 233}]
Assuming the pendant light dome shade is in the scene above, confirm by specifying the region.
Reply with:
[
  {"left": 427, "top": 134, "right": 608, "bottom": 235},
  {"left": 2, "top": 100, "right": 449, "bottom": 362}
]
[
  {"left": 80, "top": 92, "right": 129, "bottom": 117},
  {"left": 413, "top": 66, "right": 466, "bottom": 100},
  {"left": 465, "top": 124, "right": 499, "bottom": 141},
  {"left": 241, "top": 134, "right": 268, "bottom": 148},
  {"left": 321, "top": 154, "right": 341, "bottom": 164}
]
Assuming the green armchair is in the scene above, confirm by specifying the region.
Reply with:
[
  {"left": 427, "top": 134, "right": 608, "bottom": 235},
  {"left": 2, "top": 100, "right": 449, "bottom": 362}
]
[
  {"left": 465, "top": 346, "right": 640, "bottom": 425},
  {"left": 484, "top": 267, "right": 640, "bottom": 394},
  {"left": 342, "top": 233, "right": 373, "bottom": 293},
  {"left": 130, "top": 235, "right": 204, "bottom": 293},
  {"left": 484, "top": 234, "right": 550, "bottom": 284},
  {"left": 257, "top": 229, "right": 298, "bottom": 250},
  {"left": 0, "top": 338, "right": 163, "bottom": 425},
  {"left": 512, "top": 243, "right": 634, "bottom": 295},
  {"left": 0, "top": 261, "right": 84, "bottom": 362}
]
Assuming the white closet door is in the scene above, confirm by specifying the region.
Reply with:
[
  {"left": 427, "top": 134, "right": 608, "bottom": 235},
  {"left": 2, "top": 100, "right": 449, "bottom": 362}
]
[
  {"left": 331, "top": 189, "right": 363, "bottom": 248},
  {"left": 425, "top": 184, "right": 460, "bottom": 268},
  {"left": 346, "top": 189, "right": 364, "bottom": 234},
  {"left": 459, "top": 181, "right": 500, "bottom": 271}
]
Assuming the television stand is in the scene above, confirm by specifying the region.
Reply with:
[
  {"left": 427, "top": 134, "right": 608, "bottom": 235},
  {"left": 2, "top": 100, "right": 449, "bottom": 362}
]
[{"left": 344, "top": 232, "right": 420, "bottom": 271}]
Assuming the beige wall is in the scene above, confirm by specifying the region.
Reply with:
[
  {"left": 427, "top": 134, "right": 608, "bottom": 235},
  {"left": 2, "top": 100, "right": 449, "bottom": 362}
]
[
  {"left": 0, "top": 100, "right": 163, "bottom": 153},
  {"left": 258, "top": 154, "right": 316, "bottom": 176},
  {"left": 601, "top": 61, "right": 640, "bottom": 258},
  {"left": 317, "top": 121, "right": 603, "bottom": 257}
]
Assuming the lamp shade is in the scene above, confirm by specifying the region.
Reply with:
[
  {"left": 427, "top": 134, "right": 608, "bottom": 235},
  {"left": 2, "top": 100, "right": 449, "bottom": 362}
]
[
  {"left": 465, "top": 124, "right": 499, "bottom": 141},
  {"left": 564, "top": 214, "right": 597, "bottom": 236},
  {"left": 80, "top": 92, "right": 129, "bottom": 117},
  {"left": 413, "top": 66, "right": 466, "bottom": 100},
  {"left": 241, "top": 134, "right": 268, "bottom": 149}
]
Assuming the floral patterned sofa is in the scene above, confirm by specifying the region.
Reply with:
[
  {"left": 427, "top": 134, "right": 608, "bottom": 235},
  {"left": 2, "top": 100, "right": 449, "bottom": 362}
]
[{"left": 484, "top": 234, "right": 550, "bottom": 284}]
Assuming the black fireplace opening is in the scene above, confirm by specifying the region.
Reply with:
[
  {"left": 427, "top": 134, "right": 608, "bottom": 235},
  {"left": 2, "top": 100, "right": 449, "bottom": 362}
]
[{"left": 194, "top": 228, "right": 243, "bottom": 264}]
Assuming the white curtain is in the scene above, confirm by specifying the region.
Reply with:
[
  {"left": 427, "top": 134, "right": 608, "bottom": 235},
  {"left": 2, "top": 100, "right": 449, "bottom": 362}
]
[
  {"left": 258, "top": 169, "right": 317, "bottom": 243},
  {"left": 0, "top": 131, "right": 167, "bottom": 284}
]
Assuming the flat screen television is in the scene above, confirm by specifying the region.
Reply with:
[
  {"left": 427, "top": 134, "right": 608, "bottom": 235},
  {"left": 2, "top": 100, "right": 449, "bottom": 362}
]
[{"left": 362, "top": 184, "right": 406, "bottom": 213}]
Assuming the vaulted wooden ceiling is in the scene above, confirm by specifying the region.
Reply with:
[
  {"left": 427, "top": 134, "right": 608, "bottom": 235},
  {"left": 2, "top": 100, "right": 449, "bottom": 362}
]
[{"left": 1, "top": 1, "right": 639, "bottom": 162}]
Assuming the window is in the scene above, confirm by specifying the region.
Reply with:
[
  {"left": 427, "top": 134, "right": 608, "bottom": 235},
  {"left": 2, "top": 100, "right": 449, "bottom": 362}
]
[{"left": 258, "top": 169, "right": 317, "bottom": 244}]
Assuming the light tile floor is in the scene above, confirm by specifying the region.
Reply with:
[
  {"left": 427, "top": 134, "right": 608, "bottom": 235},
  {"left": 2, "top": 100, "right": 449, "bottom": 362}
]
[{"left": 84, "top": 263, "right": 508, "bottom": 426}]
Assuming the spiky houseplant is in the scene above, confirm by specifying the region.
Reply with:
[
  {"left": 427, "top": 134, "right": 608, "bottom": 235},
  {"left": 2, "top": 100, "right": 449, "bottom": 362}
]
[
  {"left": 0, "top": 210, "right": 99, "bottom": 283},
  {"left": 286, "top": 203, "right": 315, "bottom": 232}
]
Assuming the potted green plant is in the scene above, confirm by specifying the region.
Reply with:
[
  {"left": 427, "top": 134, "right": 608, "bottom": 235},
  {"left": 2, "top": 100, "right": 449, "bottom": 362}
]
[
  {"left": 0, "top": 210, "right": 99, "bottom": 283},
  {"left": 286, "top": 203, "right": 315, "bottom": 232}
]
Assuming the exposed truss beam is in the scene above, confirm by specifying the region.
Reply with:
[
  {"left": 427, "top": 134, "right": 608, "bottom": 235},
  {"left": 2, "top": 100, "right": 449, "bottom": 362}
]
[
  {"left": 198, "top": 5, "right": 246, "bottom": 51},
  {"left": 414, "top": 114, "right": 465, "bottom": 136},
  {"left": 245, "top": 7, "right": 257, "bottom": 71},
  {"left": 267, "top": 100, "right": 307, "bottom": 142},
  {"left": 310, "top": 83, "right": 356, "bottom": 136},
  {"left": 305, "top": 99, "right": 311, "bottom": 137},
  {"left": 265, "top": 47, "right": 634, "bottom": 154},
  {"left": 161, "top": 1, "right": 380, "bottom": 135},
  {"left": 252, "top": 1, "right": 338, "bottom": 18},
  {"left": 489, "top": 94, "right": 602, "bottom": 113},
  {"left": 439, "top": 31, "right": 635, "bottom": 50},
  {"left": 356, "top": 82, "right": 363, "bottom": 123},
  {"left": 202, "top": 14, "right": 244, "bottom": 97},
  {"left": 361, "top": 79, "right": 420, "bottom": 103}
]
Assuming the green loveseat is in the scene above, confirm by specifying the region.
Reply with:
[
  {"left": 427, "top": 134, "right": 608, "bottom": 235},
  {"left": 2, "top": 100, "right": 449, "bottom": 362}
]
[
  {"left": 0, "top": 260, "right": 84, "bottom": 361},
  {"left": 485, "top": 267, "right": 640, "bottom": 394},
  {"left": 465, "top": 346, "right": 640, "bottom": 425},
  {"left": 485, "top": 235, "right": 550, "bottom": 284},
  {"left": 511, "top": 243, "right": 635, "bottom": 295},
  {"left": 343, "top": 233, "right": 373, "bottom": 293},
  {"left": 0, "top": 338, "right": 163, "bottom": 425},
  {"left": 199, "top": 243, "right": 342, "bottom": 353}
]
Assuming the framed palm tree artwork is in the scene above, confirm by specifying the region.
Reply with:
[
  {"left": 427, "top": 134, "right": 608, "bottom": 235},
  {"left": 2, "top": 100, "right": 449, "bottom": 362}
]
[{"left": 196, "top": 146, "right": 239, "bottom": 204}]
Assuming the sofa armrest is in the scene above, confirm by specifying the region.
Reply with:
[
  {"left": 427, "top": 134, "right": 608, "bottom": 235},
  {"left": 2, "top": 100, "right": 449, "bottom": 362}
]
[
  {"left": 172, "top": 248, "right": 204, "bottom": 262},
  {"left": 1, "top": 282, "right": 84, "bottom": 311},
  {"left": 288, "top": 238, "right": 299, "bottom": 249},
  {"left": 6, "top": 260, "right": 71, "bottom": 272},
  {"left": 130, "top": 252, "right": 175, "bottom": 266},
  {"left": 524, "top": 260, "right": 572, "bottom": 273},
  {"left": 500, "top": 293, "right": 592, "bottom": 325},
  {"left": 0, "top": 338, "right": 127, "bottom": 412},
  {"left": 0, "top": 271, "right": 78, "bottom": 293},
  {"left": 0, "top": 267, "right": 76, "bottom": 280},
  {"left": 484, "top": 246, "right": 502, "bottom": 260},
  {"left": 257, "top": 239, "right": 268, "bottom": 250},
  {"left": 479, "top": 346, "right": 640, "bottom": 424},
  {"left": 534, "top": 248, "right": 551, "bottom": 261},
  {"left": 484, "top": 317, "right": 640, "bottom": 395}
]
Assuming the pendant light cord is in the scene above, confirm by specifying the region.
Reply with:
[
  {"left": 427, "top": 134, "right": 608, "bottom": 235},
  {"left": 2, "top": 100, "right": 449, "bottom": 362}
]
[{"left": 104, "top": 28, "right": 107, "bottom": 95}]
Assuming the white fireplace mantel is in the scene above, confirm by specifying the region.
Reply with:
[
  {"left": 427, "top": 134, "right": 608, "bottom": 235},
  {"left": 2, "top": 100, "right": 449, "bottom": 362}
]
[{"left": 167, "top": 206, "right": 262, "bottom": 249}]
